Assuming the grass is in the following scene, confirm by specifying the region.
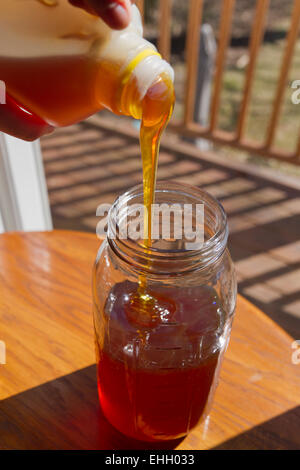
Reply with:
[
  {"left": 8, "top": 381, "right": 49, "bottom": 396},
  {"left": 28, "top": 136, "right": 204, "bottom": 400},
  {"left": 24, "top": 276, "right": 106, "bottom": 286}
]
[{"left": 220, "top": 38, "right": 300, "bottom": 155}]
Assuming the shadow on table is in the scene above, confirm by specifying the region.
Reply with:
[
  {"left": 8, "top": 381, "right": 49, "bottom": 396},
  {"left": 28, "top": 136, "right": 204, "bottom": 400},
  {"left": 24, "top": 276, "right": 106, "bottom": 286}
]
[
  {"left": 0, "top": 365, "right": 182, "bottom": 450},
  {"left": 212, "top": 405, "right": 300, "bottom": 450},
  {"left": 1, "top": 364, "right": 299, "bottom": 450}
]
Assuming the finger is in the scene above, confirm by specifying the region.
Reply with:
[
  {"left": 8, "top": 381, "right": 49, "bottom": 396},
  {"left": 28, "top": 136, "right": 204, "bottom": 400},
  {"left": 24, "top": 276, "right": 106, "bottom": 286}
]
[
  {"left": 0, "top": 95, "right": 53, "bottom": 142},
  {"left": 69, "top": 1, "right": 133, "bottom": 30}
]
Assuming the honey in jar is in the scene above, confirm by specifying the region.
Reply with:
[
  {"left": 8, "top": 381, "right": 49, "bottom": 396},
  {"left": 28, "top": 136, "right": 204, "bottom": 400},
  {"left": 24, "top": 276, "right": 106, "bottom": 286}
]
[{"left": 93, "top": 183, "right": 237, "bottom": 442}]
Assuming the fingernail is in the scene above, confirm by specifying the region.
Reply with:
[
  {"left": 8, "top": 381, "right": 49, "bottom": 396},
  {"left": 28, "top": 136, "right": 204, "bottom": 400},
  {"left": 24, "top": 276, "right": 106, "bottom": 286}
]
[{"left": 110, "top": 3, "right": 131, "bottom": 28}]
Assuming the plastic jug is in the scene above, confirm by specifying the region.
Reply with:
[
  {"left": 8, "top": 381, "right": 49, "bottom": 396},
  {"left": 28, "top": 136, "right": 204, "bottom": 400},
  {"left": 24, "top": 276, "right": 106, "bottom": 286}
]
[{"left": 0, "top": 0, "right": 174, "bottom": 138}]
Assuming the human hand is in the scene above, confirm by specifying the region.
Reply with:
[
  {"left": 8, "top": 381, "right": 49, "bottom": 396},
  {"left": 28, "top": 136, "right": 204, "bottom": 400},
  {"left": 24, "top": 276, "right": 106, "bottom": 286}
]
[
  {"left": 0, "top": 95, "right": 53, "bottom": 142},
  {"left": 69, "top": 0, "right": 134, "bottom": 30}
]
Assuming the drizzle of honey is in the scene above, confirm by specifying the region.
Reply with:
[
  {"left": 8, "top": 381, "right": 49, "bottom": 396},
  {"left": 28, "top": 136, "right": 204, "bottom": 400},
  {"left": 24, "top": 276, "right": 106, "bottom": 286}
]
[
  {"left": 141, "top": 74, "right": 175, "bottom": 247},
  {"left": 125, "top": 74, "right": 175, "bottom": 324}
]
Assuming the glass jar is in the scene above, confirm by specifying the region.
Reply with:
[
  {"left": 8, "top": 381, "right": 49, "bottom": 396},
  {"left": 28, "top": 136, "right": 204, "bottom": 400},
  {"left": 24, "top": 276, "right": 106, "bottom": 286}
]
[{"left": 93, "top": 182, "right": 237, "bottom": 442}]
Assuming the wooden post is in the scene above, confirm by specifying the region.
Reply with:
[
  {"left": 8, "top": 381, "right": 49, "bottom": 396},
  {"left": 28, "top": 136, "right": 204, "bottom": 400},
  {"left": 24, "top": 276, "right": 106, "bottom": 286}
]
[
  {"left": 209, "top": 0, "right": 236, "bottom": 132},
  {"left": 158, "top": 0, "right": 172, "bottom": 61},
  {"left": 184, "top": 0, "right": 204, "bottom": 127},
  {"left": 265, "top": 0, "right": 300, "bottom": 150},
  {"left": 296, "top": 132, "right": 300, "bottom": 160},
  {"left": 135, "top": 0, "right": 145, "bottom": 22},
  {"left": 236, "top": 0, "right": 270, "bottom": 140}
]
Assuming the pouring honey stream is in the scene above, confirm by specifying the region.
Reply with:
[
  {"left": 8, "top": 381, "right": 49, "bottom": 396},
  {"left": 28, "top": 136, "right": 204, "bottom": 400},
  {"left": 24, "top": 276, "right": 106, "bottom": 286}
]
[{"left": 122, "top": 72, "right": 175, "bottom": 329}]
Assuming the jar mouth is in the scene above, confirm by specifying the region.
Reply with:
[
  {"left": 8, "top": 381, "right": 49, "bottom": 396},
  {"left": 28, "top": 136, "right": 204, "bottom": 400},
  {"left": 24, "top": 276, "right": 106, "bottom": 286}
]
[{"left": 108, "top": 181, "right": 228, "bottom": 274}]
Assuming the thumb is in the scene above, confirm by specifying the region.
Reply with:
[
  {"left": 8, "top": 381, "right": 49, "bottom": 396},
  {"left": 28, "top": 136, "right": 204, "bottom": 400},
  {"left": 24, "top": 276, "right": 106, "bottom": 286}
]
[{"left": 69, "top": 1, "right": 133, "bottom": 30}]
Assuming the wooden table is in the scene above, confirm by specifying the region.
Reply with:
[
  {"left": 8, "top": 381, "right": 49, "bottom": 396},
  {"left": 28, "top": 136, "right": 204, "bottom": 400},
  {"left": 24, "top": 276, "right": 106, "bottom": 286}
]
[{"left": 0, "top": 230, "right": 299, "bottom": 450}]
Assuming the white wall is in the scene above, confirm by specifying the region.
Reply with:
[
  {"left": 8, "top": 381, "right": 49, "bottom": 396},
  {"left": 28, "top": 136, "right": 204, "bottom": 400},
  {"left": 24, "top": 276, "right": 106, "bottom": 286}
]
[{"left": 0, "top": 133, "right": 53, "bottom": 232}]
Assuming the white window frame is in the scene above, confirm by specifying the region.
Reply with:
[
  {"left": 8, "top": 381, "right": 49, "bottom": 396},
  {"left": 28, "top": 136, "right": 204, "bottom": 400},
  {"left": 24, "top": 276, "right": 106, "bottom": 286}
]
[
  {"left": 0, "top": 209, "right": 4, "bottom": 233},
  {"left": 0, "top": 133, "right": 52, "bottom": 233}
]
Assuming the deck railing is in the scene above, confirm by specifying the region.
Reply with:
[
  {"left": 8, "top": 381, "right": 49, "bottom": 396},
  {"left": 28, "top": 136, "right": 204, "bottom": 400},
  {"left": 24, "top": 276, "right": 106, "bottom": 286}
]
[{"left": 136, "top": 0, "right": 300, "bottom": 165}]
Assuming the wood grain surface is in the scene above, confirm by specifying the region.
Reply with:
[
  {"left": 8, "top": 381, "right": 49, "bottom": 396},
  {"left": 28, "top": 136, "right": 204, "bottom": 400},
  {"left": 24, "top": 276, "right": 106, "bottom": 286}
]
[{"left": 0, "top": 231, "right": 299, "bottom": 450}]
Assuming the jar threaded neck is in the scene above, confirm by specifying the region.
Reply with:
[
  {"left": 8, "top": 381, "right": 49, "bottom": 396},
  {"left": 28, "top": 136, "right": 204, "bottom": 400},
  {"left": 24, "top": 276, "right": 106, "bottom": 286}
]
[{"left": 107, "top": 182, "right": 228, "bottom": 276}]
